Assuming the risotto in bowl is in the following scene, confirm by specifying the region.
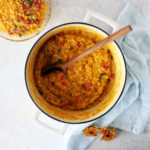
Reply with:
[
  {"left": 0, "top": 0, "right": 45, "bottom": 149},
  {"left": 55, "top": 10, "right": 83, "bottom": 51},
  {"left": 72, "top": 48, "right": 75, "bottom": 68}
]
[
  {"left": 0, "top": 0, "right": 51, "bottom": 41},
  {"left": 25, "top": 23, "right": 126, "bottom": 123}
]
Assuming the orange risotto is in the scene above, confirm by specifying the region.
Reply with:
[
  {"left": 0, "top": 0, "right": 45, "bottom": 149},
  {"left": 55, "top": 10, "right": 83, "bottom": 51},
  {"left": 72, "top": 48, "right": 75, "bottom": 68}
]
[{"left": 34, "top": 27, "right": 115, "bottom": 110}]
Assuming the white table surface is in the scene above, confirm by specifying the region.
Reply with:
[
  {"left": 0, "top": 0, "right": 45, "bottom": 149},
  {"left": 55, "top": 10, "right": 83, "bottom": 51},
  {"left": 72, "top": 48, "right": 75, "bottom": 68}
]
[{"left": 0, "top": 0, "right": 150, "bottom": 150}]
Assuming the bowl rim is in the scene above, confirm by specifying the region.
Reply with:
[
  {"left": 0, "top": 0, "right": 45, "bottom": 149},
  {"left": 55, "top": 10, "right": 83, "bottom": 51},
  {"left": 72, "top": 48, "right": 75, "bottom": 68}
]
[{"left": 25, "top": 22, "right": 127, "bottom": 124}]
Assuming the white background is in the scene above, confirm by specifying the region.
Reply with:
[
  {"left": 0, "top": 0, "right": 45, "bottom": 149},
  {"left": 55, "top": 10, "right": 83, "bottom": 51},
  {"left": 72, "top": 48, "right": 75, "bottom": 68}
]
[{"left": 0, "top": 0, "right": 150, "bottom": 150}]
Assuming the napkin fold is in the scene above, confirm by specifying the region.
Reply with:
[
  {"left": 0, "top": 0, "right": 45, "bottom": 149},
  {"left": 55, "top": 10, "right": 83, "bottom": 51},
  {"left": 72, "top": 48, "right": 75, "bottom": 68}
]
[{"left": 63, "top": 3, "right": 150, "bottom": 150}]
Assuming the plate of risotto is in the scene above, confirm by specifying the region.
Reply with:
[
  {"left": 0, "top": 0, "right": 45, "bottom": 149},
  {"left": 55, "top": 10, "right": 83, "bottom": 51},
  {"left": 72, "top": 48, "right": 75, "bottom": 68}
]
[{"left": 0, "top": 0, "right": 51, "bottom": 41}]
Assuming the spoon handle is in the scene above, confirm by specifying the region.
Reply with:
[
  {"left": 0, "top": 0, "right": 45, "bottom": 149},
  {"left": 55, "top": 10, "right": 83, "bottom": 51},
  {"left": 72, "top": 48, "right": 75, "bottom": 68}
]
[{"left": 62, "top": 25, "right": 132, "bottom": 70}]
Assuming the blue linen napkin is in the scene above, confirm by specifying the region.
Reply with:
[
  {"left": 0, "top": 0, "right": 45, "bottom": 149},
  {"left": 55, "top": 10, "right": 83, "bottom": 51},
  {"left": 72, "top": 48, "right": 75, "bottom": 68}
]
[{"left": 62, "top": 3, "right": 150, "bottom": 150}]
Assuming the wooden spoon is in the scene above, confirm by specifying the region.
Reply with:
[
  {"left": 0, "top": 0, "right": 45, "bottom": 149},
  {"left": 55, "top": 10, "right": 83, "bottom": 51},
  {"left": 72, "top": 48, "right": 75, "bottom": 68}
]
[{"left": 41, "top": 25, "right": 132, "bottom": 76}]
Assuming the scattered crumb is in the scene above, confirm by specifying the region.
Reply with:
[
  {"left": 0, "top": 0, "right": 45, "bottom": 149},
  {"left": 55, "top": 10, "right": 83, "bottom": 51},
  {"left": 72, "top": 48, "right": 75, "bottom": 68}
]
[
  {"left": 100, "top": 126, "right": 116, "bottom": 141},
  {"left": 83, "top": 126, "right": 99, "bottom": 136},
  {"left": 83, "top": 126, "right": 116, "bottom": 141}
]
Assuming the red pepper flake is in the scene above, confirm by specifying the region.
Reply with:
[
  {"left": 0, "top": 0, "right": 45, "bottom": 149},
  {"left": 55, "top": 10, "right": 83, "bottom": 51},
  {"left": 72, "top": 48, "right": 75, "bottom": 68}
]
[
  {"left": 35, "top": 20, "right": 40, "bottom": 25},
  {"left": 60, "top": 99, "right": 64, "bottom": 103},
  {"left": 76, "top": 96, "right": 80, "bottom": 99},
  {"left": 34, "top": 0, "right": 38, "bottom": 3},
  {"left": 67, "top": 101, "right": 73, "bottom": 106},
  {"left": 60, "top": 75, "right": 64, "bottom": 80},
  {"left": 36, "top": 4, "right": 40, "bottom": 7},
  {"left": 38, "top": 0, "right": 41, "bottom": 3},
  {"left": 26, "top": 20, "right": 30, "bottom": 26},
  {"left": 36, "top": 7, "right": 40, "bottom": 11},
  {"left": 55, "top": 38, "right": 59, "bottom": 41},
  {"left": 8, "top": 32, "right": 13, "bottom": 36},
  {"left": 36, "top": 5, "right": 40, "bottom": 11},
  {"left": 88, "top": 83, "right": 93, "bottom": 87},
  {"left": 101, "top": 61, "right": 106, "bottom": 67},
  {"left": 63, "top": 104, "right": 67, "bottom": 108},
  {"left": 19, "top": 16, "right": 24, "bottom": 21},
  {"left": 77, "top": 42, "right": 81, "bottom": 47},
  {"left": 20, "top": 5, "right": 24, "bottom": 10},
  {"left": 60, "top": 42, "right": 64, "bottom": 46},
  {"left": 62, "top": 82, "right": 66, "bottom": 86},
  {"left": 74, "top": 100, "right": 78, "bottom": 104},
  {"left": 83, "top": 86, "right": 87, "bottom": 91},
  {"left": 27, "top": 5, "right": 31, "bottom": 8},
  {"left": 49, "top": 39, "right": 53, "bottom": 42},
  {"left": 104, "top": 66, "right": 108, "bottom": 70},
  {"left": 110, "top": 73, "right": 114, "bottom": 78},
  {"left": 59, "top": 32, "right": 64, "bottom": 36},
  {"left": 101, "top": 61, "right": 108, "bottom": 71},
  {"left": 50, "top": 51, "right": 55, "bottom": 56}
]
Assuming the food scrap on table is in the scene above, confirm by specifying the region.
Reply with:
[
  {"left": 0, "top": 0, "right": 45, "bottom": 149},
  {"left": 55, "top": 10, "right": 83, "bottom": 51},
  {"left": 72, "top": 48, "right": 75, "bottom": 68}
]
[
  {"left": 83, "top": 126, "right": 116, "bottom": 141},
  {"left": 100, "top": 126, "right": 116, "bottom": 141},
  {"left": 83, "top": 126, "right": 99, "bottom": 136}
]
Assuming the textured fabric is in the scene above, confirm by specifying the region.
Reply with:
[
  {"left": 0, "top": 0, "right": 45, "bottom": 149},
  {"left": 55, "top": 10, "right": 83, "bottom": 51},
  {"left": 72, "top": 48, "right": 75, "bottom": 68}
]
[{"left": 63, "top": 3, "right": 150, "bottom": 150}]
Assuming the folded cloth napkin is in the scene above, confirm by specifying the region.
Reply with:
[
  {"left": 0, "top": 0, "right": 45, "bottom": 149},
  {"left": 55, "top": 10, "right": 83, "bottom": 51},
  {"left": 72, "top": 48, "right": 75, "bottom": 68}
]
[{"left": 62, "top": 3, "right": 150, "bottom": 150}]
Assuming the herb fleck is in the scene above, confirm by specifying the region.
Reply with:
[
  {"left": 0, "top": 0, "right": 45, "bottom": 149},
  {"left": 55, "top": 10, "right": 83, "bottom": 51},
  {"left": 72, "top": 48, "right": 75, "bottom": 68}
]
[
  {"left": 56, "top": 95, "right": 61, "bottom": 99},
  {"left": 16, "top": 20, "right": 20, "bottom": 23},
  {"left": 48, "top": 55, "right": 53, "bottom": 59},
  {"left": 19, "top": 33, "right": 22, "bottom": 37},
  {"left": 107, "top": 78, "right": 111, "bottom": 83},
  {"left": 27, "top": 0, "right": 33, "bottom": 5},
  {"left": 69, "top": 92, "right": 72, "bottom": 96},
  {"left": 51, "top": 82, "right": 55, "bottom": 86},
  {"left": 69, "top": 47, "right": 73, "bottom": 50},
  {"left": 38, "top": 90, "right": 43, "bottom": 95},
  {"left": 26, "top": 14, "right": 30, "bottom": 16},
  {"left": 81, "top": 84, "right": 85, "bottom": 88},
  {"left": 99, "top": 73, "right": 106, "bottom": 81},
  {"left": 57, "top": 49, "right": 61, "bottom": 54},
  {"left": 58, "top": 59, "right": 62, "bottom": 63},
  {"left": 19, "top": 0, "right": 23, "bottom": 4},
  {"left": 22, "top": 26, "right": 28, "bottom": 32},
  {"left": 54, "top": 42, "right": 58, "bottom": 45}
]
